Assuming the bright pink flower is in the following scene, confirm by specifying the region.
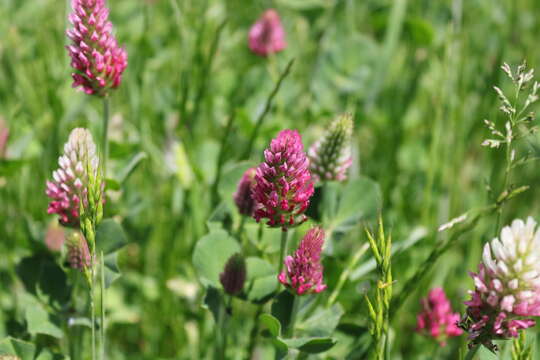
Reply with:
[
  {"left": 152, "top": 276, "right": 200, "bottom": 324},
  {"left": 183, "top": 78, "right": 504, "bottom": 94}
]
[
  {"left": 248, "top": 9, "right": 286, "bottom": 57},
  {"left": 46, "top": 128, "right": 100, "bottom": 227},
  {"left": 460, "top": 218, "right": 540, "bottom": 351},
  {"left": 415, "top": 288, "right": 462, "bottom": 346},
  {"left": 66, "top": 0, "right": 127, "bottom": 96},
  {"left": 233, "top": 168, "right": 257, "bottom": 216},
  {"left": 278, "top": 227, "right": 327, "bottom": 295},
  {"left": 251, "top": 129, "right": 314, "bottom": 229}
]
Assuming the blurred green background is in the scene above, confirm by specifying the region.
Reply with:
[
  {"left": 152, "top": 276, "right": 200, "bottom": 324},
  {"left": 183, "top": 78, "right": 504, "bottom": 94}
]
[{"left": 2, "top": 0, "right": 540, "bottom": 358}]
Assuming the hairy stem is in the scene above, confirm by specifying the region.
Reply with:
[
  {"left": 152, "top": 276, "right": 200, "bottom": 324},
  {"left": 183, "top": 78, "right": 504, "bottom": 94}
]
[{"left": 278, "top": 230, "right": 289, "bottom": 275}]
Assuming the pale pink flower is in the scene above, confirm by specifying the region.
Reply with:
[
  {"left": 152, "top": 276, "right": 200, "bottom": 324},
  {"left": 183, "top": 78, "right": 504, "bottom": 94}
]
[
  {"left": 251, "top": 130, "right": 314, "bottom": 230},
  {"left": 248, "top": 9, "right": 286, "bottom": 57},
  {"left": 278, "top": 227, "right": 327, "bottom": 295},
  {"left": 0, "top": 118, "right": 8, "bottom": 158},
  {"left": 46, "top": 128, "right": 100, "bottom": 227},
  {"left": 66, "top": 0, "right": 128, "bottom": 96},
  {"left": 461, "top": 217, "right": 540, "bottom": 350},
  {"left": 416, "top": 288, "right": 462, "bottom": 346},
  {"left": 45, "top": 222, "right": 66, "bottom": 252}
]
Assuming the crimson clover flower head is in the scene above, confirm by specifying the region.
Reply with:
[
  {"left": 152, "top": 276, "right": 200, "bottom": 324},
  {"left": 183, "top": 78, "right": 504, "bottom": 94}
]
[
  {"left": 66, "top": 0, "right": 128, "bottom": 96},
  {"left": 278, "top": 227, "right": 327, "bottom": 296},
  {"left": 460, "top": 217, "right": 540, "bottom": 351},
  {"left": 46, "top": 128, "right": 100, "bottom": 227},
  {"left": 233, "top": 167, "right": 257, "bottom": 216},
  {"left": 248, "top": 9, "right": 286, "bottom": 57},
  {"left": 251, "top": 129, "right": 314, "bottom": 230},
  {"left": 308, "top": 113, "right": 354, "bottom": 183},
  {"left": 416, "top": 287, "right": 463, "bottom": 346}
]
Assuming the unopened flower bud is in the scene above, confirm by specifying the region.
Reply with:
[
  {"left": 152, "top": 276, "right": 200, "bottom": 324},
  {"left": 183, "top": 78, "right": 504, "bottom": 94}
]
[
  {"left": 220, "top": 253, "right": 247, "bottom": 295},
  {"left": 308, "top": 114, "right": 353, "bottom": 183},
  {"left": 233, "top": 168, "right": 257, "bottom": 216},
  {"left": 66, "top": 232, "right": 92, "bottom": 270}
]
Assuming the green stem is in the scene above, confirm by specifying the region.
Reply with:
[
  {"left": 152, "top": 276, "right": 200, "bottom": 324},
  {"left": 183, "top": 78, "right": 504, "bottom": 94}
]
[
  {"left": 211, "top": 111, "right": 236, "bottom": 206},
  {"left": 102, "top": 97, "right": 109, "bottom": 176},
  {"left": 238, "top": 216, "right": 247, "bottom": 248},
  {"left": 327, "top": 243, "right": 370, "bottom": 307},
  {"left": 464, "top": 345, "right": 479, "bottom": 360},
  {"left": 287, "top": 295, "right": 299, "bottom": 338},
  {"left": 100, "top": 251, "right": 106, "bottom": 360},
  {"left": 90, "top": 268, "right": 96, "bottom": 360},
  {"left": 246, "top": 306, "right": 263, "bottom": 360},
  {"left": 278, "top": 230, "right": 289, "bottom": 275},
  {"left": 242, "top": 59, "right": 295, "bottom": 159}
]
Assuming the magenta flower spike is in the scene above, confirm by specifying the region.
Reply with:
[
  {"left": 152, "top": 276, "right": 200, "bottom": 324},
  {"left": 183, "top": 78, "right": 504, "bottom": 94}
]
[
  {"left": 66, "top": 0, "right": 128, "bottom": 96},
  {"left": 233, "top": 168, "right": 257, "bottom": 216},
  {"left": 460, "top": 217, "right": 540, "bottom": 351},
  {"left": 416, "top": 288, "right": 463, "bottom": 346},
  {"left": 278, "top": 227, "right": 327, "bottom": 295},
  {"left": 251, "top": 129, "right": 314, "bottom": 230},
  {"left": 46, "top": 128, "right": 100, "bottom": 227},
  {"left": 248, "top": 9, "right": 286, "bottom": 57}
]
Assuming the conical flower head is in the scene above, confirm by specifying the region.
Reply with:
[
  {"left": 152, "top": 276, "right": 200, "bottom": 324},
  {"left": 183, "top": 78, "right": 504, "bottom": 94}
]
[
  {"left": 308, "top": 114, "right": 353, "bottom": 183},
  {"left": 248, "top": 9, "right": 286, "bottom": 57},
  {"left": 233, "top": 168, "right": 257, "bottom": 216},
  {"left": 66, "top": 0, "right": 128, "bottom": 96},
  {"left": 252, "top": 129, "right": 314, "bottom": 229},
  {"left": 46, "top": 128, "right": 100, "bottom": 227},
  {"left": 66, "top": 232, "right": 92, "bottom": 270},
  {"left": 461, "top": 217, "right": 540, "bottom": 350},
  {"left": 220, "top": 253, "right": 247, "bottom": 296},
  {"left": 416, "top": 288, "right": 463, "bottom": 346},
  {"left": 278, "top": 227, "right": 327, "bottom": 295}
]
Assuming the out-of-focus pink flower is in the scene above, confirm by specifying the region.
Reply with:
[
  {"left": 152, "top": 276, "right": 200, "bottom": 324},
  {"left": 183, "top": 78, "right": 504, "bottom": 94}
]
[
  {"left": 248, "top": 9, "right": 286, "bottom": 57},
  {"left": 460, "top": 217, "right": 540, "bottom": 351},
  {"left": 251, "top": 129, "right": 314, "bottom": 230},
  {"left": 45, "top": 222, "right": 66, "bottom": 252},
  {"left": 233, "top": 168, "right": 257, "bottom": 216},
  {"left": 278, "top": 227, "right": 326, "bottom": 295},
  {"left": 66, "top": 0, "right": 128, "bottom": 96},
  {"left": 46, "top": 128, "right": 100, "bottom": 227},
  {"left": 0, "top": 118, "right": 8, "bottom": 158},
  {"left": 416, "top": 288, "right": 462, "bottom": 346},
  {"left": 67, "top": 232, "right": 92, "bottom": 270},
  {"left": 308, "top": 114, "right": 354, "bottom": 183}
]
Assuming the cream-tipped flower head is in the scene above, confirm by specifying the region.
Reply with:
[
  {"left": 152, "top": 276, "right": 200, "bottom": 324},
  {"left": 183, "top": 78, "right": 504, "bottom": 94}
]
[
  {"left": 46, "top": 128, "right": 100, "bottom": 227},
  {"left": 461, "top": 217, "right": 540, "bottom": 351},
  {"left": 308, "top": 114, "right": 353, "bottom": 183}
]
